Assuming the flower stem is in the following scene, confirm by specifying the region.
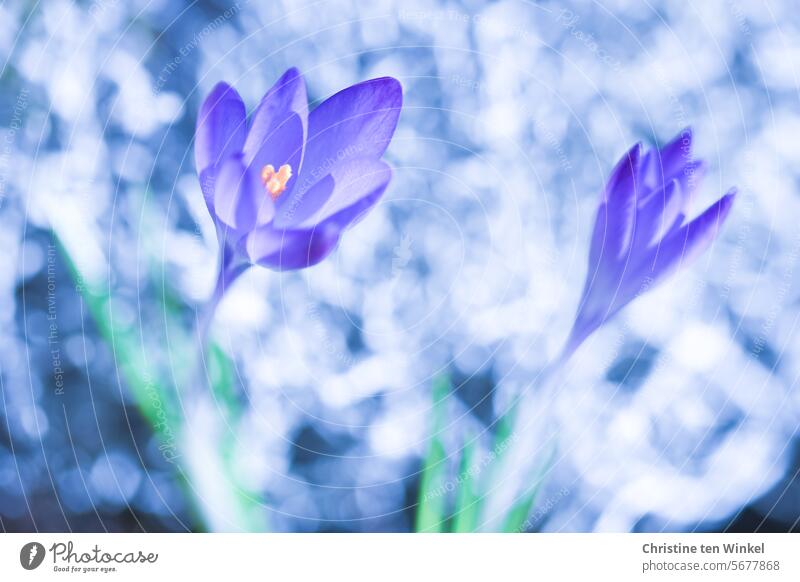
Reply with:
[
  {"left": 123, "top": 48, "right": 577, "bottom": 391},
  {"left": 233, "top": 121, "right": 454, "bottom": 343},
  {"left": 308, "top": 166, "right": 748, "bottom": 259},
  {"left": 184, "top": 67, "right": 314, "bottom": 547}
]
[
  {"left": 177, "top": 251, "right": 262, "bottom": 531},
  {"left": 195, "top": 248, "right": 248, "bottom": 348},
  {"left": 481, "top": 348, "right": 573, "bottom": 530}
]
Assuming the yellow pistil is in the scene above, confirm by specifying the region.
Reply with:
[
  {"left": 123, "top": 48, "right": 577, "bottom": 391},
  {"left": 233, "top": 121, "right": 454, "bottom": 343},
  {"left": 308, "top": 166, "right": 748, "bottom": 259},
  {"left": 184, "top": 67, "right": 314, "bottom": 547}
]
[{"left": 260, "top": 163, "right": 292, "bottom": 199}]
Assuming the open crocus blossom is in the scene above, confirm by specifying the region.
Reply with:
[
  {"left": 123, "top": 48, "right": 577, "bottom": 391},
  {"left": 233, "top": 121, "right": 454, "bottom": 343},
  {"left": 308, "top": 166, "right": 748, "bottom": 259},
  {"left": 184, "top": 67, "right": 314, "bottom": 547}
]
[
  {"left": 194, "top": 68, "right": 402, "bottom": 293},
  {"left": 563, "top": 128, "right": 736, "bottom": 359}
]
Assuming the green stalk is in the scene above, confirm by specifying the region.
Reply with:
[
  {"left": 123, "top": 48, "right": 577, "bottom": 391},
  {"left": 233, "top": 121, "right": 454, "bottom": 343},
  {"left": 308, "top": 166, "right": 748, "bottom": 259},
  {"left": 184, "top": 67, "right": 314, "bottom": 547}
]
[
  {"left": 51, "top": 188, "right": 268, "bottom": 531},
  {"left": 414, "top": 374, "right": 451, "bottom": 532},
  {"left": 451, "top": 436, "right": 480, "bottom": 532}
]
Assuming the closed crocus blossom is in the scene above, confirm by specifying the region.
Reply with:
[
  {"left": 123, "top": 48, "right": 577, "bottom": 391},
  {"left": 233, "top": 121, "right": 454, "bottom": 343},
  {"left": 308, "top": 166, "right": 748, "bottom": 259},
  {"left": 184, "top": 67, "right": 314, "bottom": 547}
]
[
  {"left": 563, "top": 128, "right": 736, "bottom": 359},
  {"left": 484, "top": 130, "right": 737, "bottom": 525},
  {"left": 194, "top": 68, "right": 402, "bottom": 310}
]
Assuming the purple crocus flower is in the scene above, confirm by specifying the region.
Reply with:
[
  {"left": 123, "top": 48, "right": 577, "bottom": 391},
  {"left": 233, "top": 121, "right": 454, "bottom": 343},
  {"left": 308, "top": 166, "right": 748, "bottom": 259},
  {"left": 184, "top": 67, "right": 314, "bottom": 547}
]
[
  {"left": 562, "top": 128, "right": 736, "bottom": 359},
  {"left": 194, "top": 68, "right": 402, "bottom": 310}
]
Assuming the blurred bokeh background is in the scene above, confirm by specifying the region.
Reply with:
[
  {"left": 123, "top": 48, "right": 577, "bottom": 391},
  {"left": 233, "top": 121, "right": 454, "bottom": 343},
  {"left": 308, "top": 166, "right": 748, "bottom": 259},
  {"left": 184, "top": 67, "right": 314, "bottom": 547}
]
[{"left": 1, "top": 0, "right": 799, "bottom": 532}]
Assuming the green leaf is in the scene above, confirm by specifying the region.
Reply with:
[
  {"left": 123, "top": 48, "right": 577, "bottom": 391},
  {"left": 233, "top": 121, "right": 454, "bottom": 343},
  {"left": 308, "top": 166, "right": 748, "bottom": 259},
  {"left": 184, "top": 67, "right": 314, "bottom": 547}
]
[
  {"left": 414, "top": 374, "right": 451, "bottom": 533},
  {"left": 53, "top": 235, "right": 181, "bottom": 434},
  {"left": 51, "top": 188, "right": 269, "bottom": 532},
  {"left": 466, "top": 400, "right": 518, "bottom": 521},
  {"left": 501, "top": 441, "right": 557, "bottom": 532},
  {"left": 451, "top": 436, "right": 480, "bottom": 532},
  {"left": 493, "top": 401, "right": 518, "bottom": 450},
  {"left": 208, "top": 343, "right": 269, "bottom": 531},
  {"left": 207, "top": 342, "right": 240, "bottom": 419}
]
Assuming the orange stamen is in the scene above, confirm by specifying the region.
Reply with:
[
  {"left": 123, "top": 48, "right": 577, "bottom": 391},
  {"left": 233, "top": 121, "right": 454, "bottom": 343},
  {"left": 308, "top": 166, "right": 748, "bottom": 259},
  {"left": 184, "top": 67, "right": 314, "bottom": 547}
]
[{"left": 260, "top": 163, "right": 292, "bottom": 199}]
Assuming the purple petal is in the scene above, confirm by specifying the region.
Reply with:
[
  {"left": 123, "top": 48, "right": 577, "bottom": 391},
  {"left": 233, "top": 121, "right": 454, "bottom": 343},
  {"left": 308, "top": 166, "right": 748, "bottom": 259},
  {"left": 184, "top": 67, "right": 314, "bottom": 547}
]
[
  {"left": 566, "top": 124, "right": 735, "bottom": 362},
  {"left": 273, "top": 158, "right": 391, "bottom": 229},
  {"left": 195, "top": 82, "right": 247, "bottom": 179},
  {"left": 244, "top": 224, "right": 340, "bottom": 271},
  {"left": 213, "top": 156, "right": 272, "bottom": 233},
  {"left": 672, "top": 159, "right": 706, "bottom": 213},
  {"left": 588, "top": 143, "right": 641, "bottom": 272},
  {"left": 639, "top": 188, "right": 737, "bottom": 284},
  {"left": 632, "top": 179, "right": 684, "bottom": 248},
  {"left": 639, "top": 147, "right": 657, "bottom": 188},
  {"left": 294, "top": 77, "right": 402, "bottom": 196},
  {"left": 243, "top": 68, "right": 308, "bottom": 202},
  {"left": 658, "top": 127, "right": 694, "bottom": 182},
  {"left": 198, "top": 168, "right": 217, "bottom": 211},
  {"left": 641, "top": 128, "right": 694, "bottom": 192},
  {"left": 573, "top": 191, "right": 735, "bottom": 344},
  {"left": 603, "top": 143, "right": 642, "bottom": 202}
]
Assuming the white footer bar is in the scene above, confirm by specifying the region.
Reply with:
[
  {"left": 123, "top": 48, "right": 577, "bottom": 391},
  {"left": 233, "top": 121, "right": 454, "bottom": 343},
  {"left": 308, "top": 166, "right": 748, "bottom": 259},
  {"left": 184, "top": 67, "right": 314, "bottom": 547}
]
[{"left": 1, "top": 533, "right": 797, "bottom": 581}]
